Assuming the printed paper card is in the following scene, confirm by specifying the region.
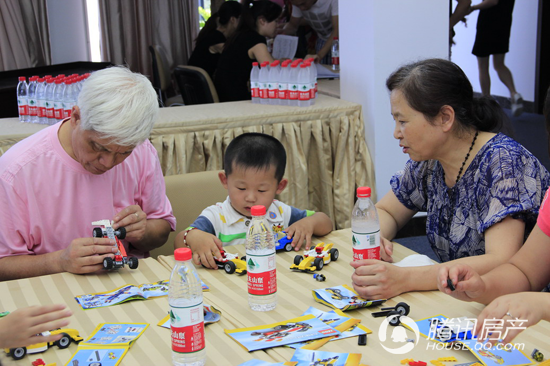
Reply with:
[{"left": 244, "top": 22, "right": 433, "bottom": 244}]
[
  {"left": 75, "top": 279, "right": 209, "bottom": 309},
  {"left": 225, "top": 315, "right": 340, "bottom": 352},
  {"left": 158, "top": 304, "right": 222, "bottom": 328},
  {"left": 312, "top": 284, "right": 386, "bottom": 311},
  {"left": 64, "top": 323, "right": 148, "bottom": 366},
  {"left": 460, "top": 338, "right": 533, "bottom": 366},
  {"left": 238, "top": 360, "right": 296, "bottom": 366},
  {"left": 290, "top": 349, "right": 362, "bottom": 366},
  {"left": 287, "top": 307, "right": 371, "bottom": 349}
]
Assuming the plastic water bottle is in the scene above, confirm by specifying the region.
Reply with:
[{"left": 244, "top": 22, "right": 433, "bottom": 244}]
[
  {"left": 259, "top": 61, "right": 270, "bottom": 105},
  {"left": 288, "top": 63, "right": 300, "bottom": 107},
  {"left": 246, "top": 205, "right": 277, "bottom": 311},
  {"left": 298, "top": 63, "right": 311, "bottom": 107},
  {"left": 62, "top": 79, "right": 75, "bottom": 119},
  {"left": 331, "top": 37, "right": 340, "bottom": 71},
  {"left": 169, "top": 248, "right": 206, "bottom": 366},
  {"left": 306, "top": 60, "right": 317, "bottom": 102},
  {"left": 53, "top": 78, "right": 65, "bottom": 121},
  {"left": 267, "top": 60, "right": 280, "bottom": 105},
  {"left": 36, "top": 77, "right": 48, "bottom": 124},
  {"left": 28, "top": 76, "right": 39, "bottom": 123},
  {"left": 45, "top": 78, "right": 56, "bottom": 125},
  {"left": 278, "top": 61, "right": 290, "bottom": 106},
  {"left": 17, "top": 76, "right": 29, "bottom": 123},
  {"left": 351, "top": 186, "right": 380, "bottom": 261},
  {"left": 250, "top": 62, "right": 260, "bottom": 104}
]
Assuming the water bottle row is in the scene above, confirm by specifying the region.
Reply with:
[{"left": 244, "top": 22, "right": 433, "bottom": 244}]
[
  {"left": 16, "top": 73, "right": 91, "bottom": 124},
  {"left": 250, "top": 58, "right": 318, "bottom": 107}
]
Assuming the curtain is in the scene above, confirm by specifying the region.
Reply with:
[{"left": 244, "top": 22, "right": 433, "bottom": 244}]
[
  {"left": 0, "top": 0, "right": 50, "bottom": 71},
  {"left": 97, "top": 0, "right": 199, "bottom": 78}
]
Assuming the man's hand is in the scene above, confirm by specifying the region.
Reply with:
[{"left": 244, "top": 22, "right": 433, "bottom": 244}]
[
  {"left": 59, "top": 237, "right": 117, "bottom": 274},
  {"left": 350, "top": 259, "right": 407, "bottom": 299},
  {"left": 112, "top": 205, "right": 146, "bottom": 243},
  {"left": 0, "top": 304, "right": 72, "bottom": 349}
]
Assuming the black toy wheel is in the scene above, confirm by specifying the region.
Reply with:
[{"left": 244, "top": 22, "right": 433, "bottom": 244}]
[
  {"left": 395, "top": 302, "right": 410, "bottom": 316},
  {"left": 10, "top": 347, "right": 26, "bottom": 360},
  {"left": 116, "top": 227, "right": 126, "bottom": 240},
  {"left": 387, "top": 311, "right": 402, "bottom": 326},
  {"left": 224, "top": 261, "right": 236, "bottom": 274},
  {"left": 103, "top": 257, "right": 114, "bottom": 270},
  {"left": 314, "top": 257, "right": 324, "bottom": 270},
  {"left": 294, "top": 255, "right": 303, "bottom": 265},
  {"left": 128, "top": 257, "right": 139, "bottom": 269},
  {"left": 284, "top": 242, "right": 293, "bottom": 252},
  {"left": 57, "top": 334, "right": 71, "bottom": 349},
  {"left": 240, "top": 255, "right": 246, "bottom": 261},
  {"left": 329, "top": 248, "right": 339, "bottom": 261},
  {"left": 92, "top": 227, "right": 103, "bottom": 238}
]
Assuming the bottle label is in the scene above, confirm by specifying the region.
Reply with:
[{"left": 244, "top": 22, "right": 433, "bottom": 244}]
[
  {"left": 332, "top": 56, "right": 340, "bottom": 66},
  {"left": 251, "top": 81, "right": 259, "bottom": 98},
  {"left": 37, "top": 99, "right": 46, "bottom": 118},
  {"left": 28, "top": 98, "right": 38, "bottom": 116},
  {"left": 288, "top": 84, "right": 299, "bottom": 100},
  {"left": 246, "top": 253, "right": 277, "bottom": 295},
  {"left": 18, "top": 104, "right": 28, "bottom": 116},
  {"left": 54, "top": 108, "right": 63, "bottom": 120},
  {"left": 352, "top": 229, "right": 380, "bottom": 260},
  {"left": 46, "top": 106, "right": 54, "bottom": 119},
  {"left": 298, "top": 83, "right": 310, "bottom": 101},
  {"left": 260, "top": 82, "right": 268, "bottom": 99},
  {"left": 170, "top": 301, "right": 205, "bottom": 354},
  {"left": 278, "top": 83, "right": 287, "bottom": 99},
  {"left": 268, "top": 87, "right": 278, "bottom": 99},
  {"left": 310, "top": 82, "right": 316, "bottom": 99},
  {"left": 63, "top": 108, "right": 72, "bottom": 118}
]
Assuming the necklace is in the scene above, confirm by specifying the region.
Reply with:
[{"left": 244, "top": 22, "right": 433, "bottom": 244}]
[{"left": 454, "top": 130, "right": 479, "bottom": 185}]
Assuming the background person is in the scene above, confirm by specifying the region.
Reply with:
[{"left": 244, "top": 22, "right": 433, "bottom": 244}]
[
  {"left": 214, "top": 0, "right": 281, "bottom": 102},
  {"left": 438, "top": 86, "right": 550, "bottom": 346},
  {"left": 350, "top": 58, "right": 550, "bottom": 300},
  {"left": 0, "top": 67, "right": 175, "bottom": 281},
  {"left": 188, "top": 1, "right": 243, "bottom": 79}
]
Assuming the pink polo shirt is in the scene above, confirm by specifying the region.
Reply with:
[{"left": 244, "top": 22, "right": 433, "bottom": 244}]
[
  {"left": 538, "top": 189, "right": 550, "bottom": 236},
  {"left": 0, "top": 121, "right": 175, "bottom": 259}
]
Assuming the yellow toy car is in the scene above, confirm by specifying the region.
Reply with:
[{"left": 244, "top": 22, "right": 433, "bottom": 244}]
[
  {"left": 5, "top": 328, "right": 83, "bottom": 360},
  {"left": 290, "top": 242, "right": 339, "bottom": 272}
]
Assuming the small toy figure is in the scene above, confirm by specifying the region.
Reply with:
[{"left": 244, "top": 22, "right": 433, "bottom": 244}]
[
  {"left": 532, "top": 348, "right": 544, "bottom": 362},
  {"left": 372, "top": 302, "right": 410, "bottom": 326},
  {"left": 92, "top": 220, "right": 138, "bottom": 270},
  {"left": 5, "top": 329, "right": 82, "bottom": 360},
  {"left": 203, "top": 250, "right": 247, "bottom": 274},
  {"left": 313, "top": 273, "right": 326, "bottom": 282},
  {"left": 290, "top": 242, "right": 339, "bottom": 272}
]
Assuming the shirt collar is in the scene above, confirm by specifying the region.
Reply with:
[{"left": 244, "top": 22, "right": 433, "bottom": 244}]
[{"left": 221, "top": 197, "right": 284, "bottom": 226}]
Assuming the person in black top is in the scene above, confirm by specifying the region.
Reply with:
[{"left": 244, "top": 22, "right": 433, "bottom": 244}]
[
  {"left": 215, "top": 0, "right": 282, "bottom": 102},
  {"left": 188, "top": 1, "right": 243, "bottom": 79}
]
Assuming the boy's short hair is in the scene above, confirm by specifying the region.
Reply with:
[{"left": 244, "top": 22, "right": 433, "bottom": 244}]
[{"left": 224, "top": 133, "right": 286, "bottom": 182}]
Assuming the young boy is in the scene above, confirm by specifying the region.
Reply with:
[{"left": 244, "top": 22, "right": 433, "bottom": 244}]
[{"left": 175, "top": 133, "right": 333, "bottom": 269}]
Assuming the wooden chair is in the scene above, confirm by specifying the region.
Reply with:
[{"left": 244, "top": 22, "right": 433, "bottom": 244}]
[
  {"left": 173, "top": 65, "right": 219, "bottom": 105},
  {"left": 149, "top": 45, "right": 184, "bottom": 107}
]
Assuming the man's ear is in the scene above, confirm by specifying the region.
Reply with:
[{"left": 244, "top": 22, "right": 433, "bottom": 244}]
[
  {"left": 219, "top": 171, "right": 229, "bottom": 189},
  {"left": 438, "top": 105, "right": 455, "bottom": 133},
  {"left": 276, "top": 178, "right": 288, "bottom": 194},
  {"left": 70, "top": 105, "right": 81, "bottom": 128}
]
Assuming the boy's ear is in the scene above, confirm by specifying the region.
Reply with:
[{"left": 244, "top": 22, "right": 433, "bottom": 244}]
[
  {"left": 276, "top": 178, "right": 288, "bottom": 194},
  {"left": 218, "top": 171, "right": 229, "bottom": 189}
]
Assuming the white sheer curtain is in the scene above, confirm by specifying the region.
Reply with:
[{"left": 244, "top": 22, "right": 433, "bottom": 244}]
[{"left": 0, "top": 0, "right": 50, "bottom": 71}]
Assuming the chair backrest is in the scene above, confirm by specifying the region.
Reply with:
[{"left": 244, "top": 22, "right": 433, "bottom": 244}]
[
  {"left": 149, "top": 45, "right": 171, "bottom": 92},
  {"left": 173, "top": 65, "right": 219, "bottom": 105},
  {"left": 150, "top": 170, "right": 228, "bottom": 258}
]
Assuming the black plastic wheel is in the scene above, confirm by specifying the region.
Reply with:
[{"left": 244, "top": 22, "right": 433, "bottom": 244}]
[
  {"left": 387, "top": 311, "right": 402, "bottom": 326},
  {"left": 10, "top": 347, "right": 26, "bottom": 360},
  {"left": 329, "top": 248, "right": 339, "bottom": 261},
  {"left": 394, "top": 302, "right": 410, "bottom": 316},
  {"left": 224, "top": 261, "right": 236, "bottom": 274},
  {"left": 314, "top": 257, "right": 324, "bottom": 270},
  {"left": 293, "top": 255, "right": 303, "bottom": 265},
  {"left": 57, "top": 334, "right": 71, "bottom": 349},
  {"left": 92, "top": 227, "right": 103, "bottom": 238},
  {"left": 128, "top": 257, "right": 139, "bottom": 269},
  {"left": 284, "top": 242, "right": 293, "bottom": 252},
  {"left": 103, "top": 257, "right": 114, "bottom": 270},
  {"left": 117, "top": 227, "right": 126, "bottom": 240}
]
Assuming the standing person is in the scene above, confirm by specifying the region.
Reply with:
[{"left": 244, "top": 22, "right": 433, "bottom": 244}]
[
  {"left": 350, "top": 58, "right": 550, "bottom": 300},
  {"left": 471, "top": 0, "right": 523, "bottom": 116},
  {"left": 215, "top": 0, "right": 281, "bottom": 102},
  {"left": 283, "top": 0, "right": 338, "bottom": 64},
  {"left": 188, "top": 1, "right": 243, "bottom": 79},
  {"left": 0, "top": 66, "right": 175, "bottom": 281}
]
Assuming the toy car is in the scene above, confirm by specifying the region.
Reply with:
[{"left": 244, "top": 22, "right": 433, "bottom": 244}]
[
  {"left": 532, "top": 349, "right": 544, "bottom": 362},
  {"left": 5, "top": 328, "right": 82, "bottom": 360},
  {"left": 203, "top": 250, "right": 247, "bottom": 274},
  {"left": 92, "top": 219, "right": 138, "bottom": 270},
  {"left": 275, "top": 232, "right": 294, "bottom": 252},
  {"left": 290, "top": 242, "right": 339, "bottom": 272},
  {"left": 250, "top": 322, "right": 312, "bottom": 341},
  {"left": 429, "top": 316, "right": 474, "bottom": 342}
]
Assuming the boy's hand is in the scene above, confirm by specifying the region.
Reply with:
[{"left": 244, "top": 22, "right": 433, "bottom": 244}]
[
  {"left": 285, "top": 220, "right": 315, "bottom": 251},
  {"left": 184, "top": 229, "right": 223, "bottom": 269}
]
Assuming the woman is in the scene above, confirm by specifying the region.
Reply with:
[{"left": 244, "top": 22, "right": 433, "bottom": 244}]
[
  {"left": 188, "top": 1, "right": 243, "bottom": 79},
  {"left": 215, "top": 0, "right": 281, "bottom": 102},
  {"left": 438, "top": 87, "right": 550, "bottom": 346},
  {"left": 351, "top": 58, "right": 550, "bottom": 300}
]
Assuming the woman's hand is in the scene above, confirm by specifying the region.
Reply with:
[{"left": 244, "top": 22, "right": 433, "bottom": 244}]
[{"left": 437, "top": 263, "right": 486, "bottom": 301}]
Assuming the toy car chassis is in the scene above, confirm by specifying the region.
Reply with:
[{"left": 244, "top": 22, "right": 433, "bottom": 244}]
[
  {"left": 290, "top": 242, "right": 339, "bottom": 272},
  {"left": 5, "top": 328, "right": 82, "bottom": 360},
  {"left": 92, "top": 219, "right": 138, "bottom": 270}
]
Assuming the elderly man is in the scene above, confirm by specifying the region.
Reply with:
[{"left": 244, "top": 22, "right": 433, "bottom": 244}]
[{"left": 0, "top": 66, "right": 175, "bottom": 280}]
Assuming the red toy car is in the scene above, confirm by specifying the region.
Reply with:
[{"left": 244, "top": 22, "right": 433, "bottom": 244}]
[{"left": 92, "top": 220, "right": 138, "bottom": 270}]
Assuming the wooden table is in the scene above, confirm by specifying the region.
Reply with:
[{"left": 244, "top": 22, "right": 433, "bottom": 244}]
[
  {"left": 158, "top": 229, "right": 550, "bottom": 365},
  {"left": 0, "top": 258, "right": 279, "bottom": 366}
]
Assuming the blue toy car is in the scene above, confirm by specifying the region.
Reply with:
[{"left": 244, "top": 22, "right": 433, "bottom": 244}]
[{"left": 276, "top": 232, "right": 294, "bottom": 252}]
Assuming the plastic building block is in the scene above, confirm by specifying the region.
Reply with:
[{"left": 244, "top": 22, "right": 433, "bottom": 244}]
[
  {"left": 429, "top": 361, "right": 444, "bottom": 366},
  {"left": 446, "top": 278, "right": 455, "bottom": 291},
  {"left": 409, "top": 362, "right": 427, "bottom": 366},
  {"left": 532, "top": 348, "right": 544, "bottom": 362},
  {"left": 401, "top": 359, "right": 414, "bottom": 365},
  {"left": 436, "top": 357, "right": 457, "bottom": 362},
  {"left": 313, "top": 273, "right": 326, "bottom": 281},
  {"left": 32, "top": 359, "right": 56, "bottom": 366},
  {"left": 358, "top": 333, "right": 367, "bottom": 346},
  {"left": 290, "top": 242, "right": 339, "bottom": 272},
  {"left": 92, "top": 220, "right": 137, "bottom": 270}
]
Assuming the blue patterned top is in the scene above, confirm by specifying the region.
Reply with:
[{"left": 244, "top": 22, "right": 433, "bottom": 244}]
[{"left": 391, "top": 133, "right": 550, "bottom": 262}]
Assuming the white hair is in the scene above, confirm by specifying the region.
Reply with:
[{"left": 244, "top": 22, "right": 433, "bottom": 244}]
[{"left": 77, "top": 66, "right": 159, "bottom": 146}]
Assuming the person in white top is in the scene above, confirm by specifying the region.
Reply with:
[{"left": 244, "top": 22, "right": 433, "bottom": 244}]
[{"left": 283, "top": 0, "right": 338, "bottom": 64}]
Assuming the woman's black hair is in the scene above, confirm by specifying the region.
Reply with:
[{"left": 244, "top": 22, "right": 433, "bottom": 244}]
[
  {"left": 225, "top": 0, "right": 282, "bottom": 49},
  {"left": 386, "top": 58, "right": 504, "bottom": 134},
  {"left": 195, "top": 1, "right": 243, "bottom": 45}
]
